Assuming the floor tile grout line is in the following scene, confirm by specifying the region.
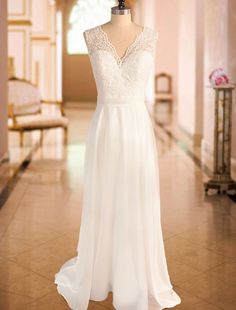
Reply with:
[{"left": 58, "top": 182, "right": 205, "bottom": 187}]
[
  {"left": 170, "top": 256, "right": 236, "bottom": 283},
  {"left": 0, "top": 182, "right": 30, "bottom": 241},
  {"left": 0, "top": 283, "right": 55, "bottom": 301},
  {"left": 5, "top": 231, "right": 78, "bottom": 264},
  {"left": 174, "top": 285, "right": 224, "bottom": 309},
  {"left": 0, "top": 287, "right": 35, "bottom": 300},
  {"left": 0, "top": 140, "right": 42, "bottom": 210},
  {"left": 172, "top": 259, "right": 234, "bottom": 286},
  {"left": 23, "top": 290, "right": 67, "bottom": 307},
  {"left": 163, "top": 234, "right": 236, "bottom": 267},
  {"left": 1, "top": 258, "right": 59, "bottom": 285}
]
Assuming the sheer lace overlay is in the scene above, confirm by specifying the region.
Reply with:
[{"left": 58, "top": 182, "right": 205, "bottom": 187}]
[
  {"left": 82, "top": 25, "right": 159, "bottom": 99},
  {"left": 84, "top": 25, "right": 158, "bottom": 67}
]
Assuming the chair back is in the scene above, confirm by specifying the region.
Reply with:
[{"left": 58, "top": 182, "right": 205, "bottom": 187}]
[
  {"left": 8, "top": 78, "right": 41, "bottom": 116},
  {"left": 155, "top": 73, "right": 172, "bottom": 94}
]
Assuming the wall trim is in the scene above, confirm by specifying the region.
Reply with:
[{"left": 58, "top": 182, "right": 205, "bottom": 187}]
[
  {"left": 31, "top": 36, "right": 50, "bottom": 41},
  {"left": 178, "top": 123, "right": 202, "bottom": 147},
  {"left": 8, "top": 20, "right": 32, "bottom": 26}
]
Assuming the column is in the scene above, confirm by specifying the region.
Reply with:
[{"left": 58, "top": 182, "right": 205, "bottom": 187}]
[{"left": 0, "top": 0, "right": 8, "bottom": 161}]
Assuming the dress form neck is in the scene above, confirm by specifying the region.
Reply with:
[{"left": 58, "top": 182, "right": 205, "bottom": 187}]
[{"left": 110, "top": 12, "right": 132, "bottom": 27}]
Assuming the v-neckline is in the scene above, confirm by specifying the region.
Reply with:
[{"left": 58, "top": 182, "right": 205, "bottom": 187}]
[{"left": 99, "top": 25, "right": 145, "bottom": 65}]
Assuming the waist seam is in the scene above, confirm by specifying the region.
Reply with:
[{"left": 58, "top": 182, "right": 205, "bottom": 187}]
[{"left": 96, "top": 95, "right": 145, "bottom": 105}]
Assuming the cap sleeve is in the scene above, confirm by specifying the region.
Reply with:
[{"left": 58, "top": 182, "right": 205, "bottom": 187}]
[{"left": 83, "top": 29, "right": 91, "bottom": 53}]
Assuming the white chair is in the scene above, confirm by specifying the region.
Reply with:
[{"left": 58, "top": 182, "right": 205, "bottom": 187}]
[
  {"left": 154, "top": 73, "right": 174, "bottom": 114},
  {"left": 8, "top": 77, "right": 68, "bottom": 147}
]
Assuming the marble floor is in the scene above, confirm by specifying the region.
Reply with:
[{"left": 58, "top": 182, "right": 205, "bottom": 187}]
[{"left": 0, "top": 105, "right": 236, "bottom": 310}]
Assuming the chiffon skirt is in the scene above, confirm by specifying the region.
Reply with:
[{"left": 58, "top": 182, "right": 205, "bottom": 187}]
[{"left": 54, "top": 95, "right": 181, "bottom": 310}]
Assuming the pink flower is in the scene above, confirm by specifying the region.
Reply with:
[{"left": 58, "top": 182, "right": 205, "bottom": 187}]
[
  {"left": 209, "top": 68, "right": 230, "bottom": 86},
  {"left": 215, "top": 77, "right": 223, "bottom": 85}
]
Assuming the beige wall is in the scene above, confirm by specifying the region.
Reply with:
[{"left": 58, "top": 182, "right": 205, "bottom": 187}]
[
  {"left": 154, "top": 0, "right": 236, "bottom": 167},
  {"left": 0, "top": 0, "right": 8, "bottom": 160},
  {"left": 155, "top": 0, "right": 179, "bottom": 109},
  {"left": 177, "top": 0, "right": 204, "bottom": 144},
  {"left": 202, "top": 0, "right": 236, "bottom": 171},
  {"left": 202, "top": 0, "right": 228, "bottom": 150},
  {"left": 178, "top": 0, "right": 196, "bottom": 136},
  {"left": 62, "top": 0, "right": 97, "bottom": 102},
  {"left": 201, "top": 0, "right": 236, "bottom": 168},
  {"left": 228, "top": 0, "right": 236, "bottom": 159},
  {"left": 63, "top": 54, "right": 97, "bottom": 102}
]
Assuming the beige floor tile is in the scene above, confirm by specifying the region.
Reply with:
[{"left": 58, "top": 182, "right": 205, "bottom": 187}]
[
  {"left": 9, "top": 236, "right": 77, "bottom": 281},
  {"left": 23, "top": 290, "right": 69, "bottom": 310},
  {"left": 205, "top": 262, "right": 236, "bottom": 286},
  {"left": 0, "top": 214, "right": 12, "bottom": 236},
  {"left": 176, "top": 246, "right": 234, "bottom": 271},
  {"left": 162, "top": 229, "right": 176, "bottom": 240},
  {"left": 2, "top": 218, "right": 61, "bottom": 248},
  {"left": 178, "top": 218, "right": 236, "bottom": 248},
  {"left": 178, "top": 272, "right": 230, "bottom": 300},
  {"left": 0, "top": 107, "right": 235, "bottom": 309},
  {"left": 0, "top": 257, "right": 31, "bottom": 290},
  {"left": 164, "top": 235, "right": 235, "bottom": 272},
  {"left": 168, "top": 286, "right": 220, "bottom": 310},
  {"left": 0, "top": 236, "right": 33, "bottom": 259},
  {"left": 0, "top": 290, "right": 33, "bottom": 310},
  {"left": 2, "top": 180, "right": 28, "bottom": 203},
  {"left": 7, "top": 272, "right": 55, "bottom": 299},
  {"left": 204, "top": 284, "right": 236, "bottom": 310},
  {"left": 167, "top": 259, "right": 202, "bottom": 286},
  {"left": 164, "top": 236, "right": 202, "bottom": 259},
  {"left": 207, "top": 235, "right": 236, "bottom": 260},
  {"left": 175, "top": 300, "right": 221, "bottom": 310},
  {"left": 12, "top": 206, "right": 81, "bottom": 235}
]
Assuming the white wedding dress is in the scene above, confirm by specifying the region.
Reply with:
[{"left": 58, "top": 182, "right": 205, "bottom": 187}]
[{"left": 54, "top": 24, "right": 181, "bottom": 310}]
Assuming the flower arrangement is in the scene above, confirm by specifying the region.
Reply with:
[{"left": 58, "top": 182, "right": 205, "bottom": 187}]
[{"left": 209, "top": 68, "right": 229, "bottom": 86}]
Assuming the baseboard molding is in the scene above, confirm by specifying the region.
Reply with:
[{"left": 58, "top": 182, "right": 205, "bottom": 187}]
[
  {"left": 178, "top": 124, "right": 202, "bottom": 147},
  {"left": 0, "top": 150, "right": 9, "bottom": 164}
]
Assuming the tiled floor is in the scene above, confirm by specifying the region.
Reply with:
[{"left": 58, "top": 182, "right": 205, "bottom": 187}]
[{"left": 0, "top": 105, "right": 236, "bottom": 309}]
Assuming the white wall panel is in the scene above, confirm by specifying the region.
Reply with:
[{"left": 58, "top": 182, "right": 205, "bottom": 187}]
[
  {"left": 31, "top": 41, "right": 53, "bottom": 99},
  {"left": 8, "top": 0, "right": 58, "bottom": 101},
  {"left": 8, "top": 0, "right": 31, "bottom": 20},
  {"left": 8, "top": 27, "right": 31, "bottom": 79},
  {"left": 31, "top": 0, "right": 50, "bottom": 37}
]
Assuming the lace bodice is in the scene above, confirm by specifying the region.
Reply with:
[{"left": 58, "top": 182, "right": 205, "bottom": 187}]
[{"left": 83, "top": 25, "right": 158, "bottom": 99}]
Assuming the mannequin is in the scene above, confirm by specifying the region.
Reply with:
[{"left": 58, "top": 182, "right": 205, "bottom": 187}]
[{"left": 100, "top": 0, "right": 144, "bottom": 59}]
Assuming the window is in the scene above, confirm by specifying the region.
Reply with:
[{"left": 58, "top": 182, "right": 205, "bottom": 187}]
[{"left": 67, "top": 0, "right": 117, "bottom": 55}]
